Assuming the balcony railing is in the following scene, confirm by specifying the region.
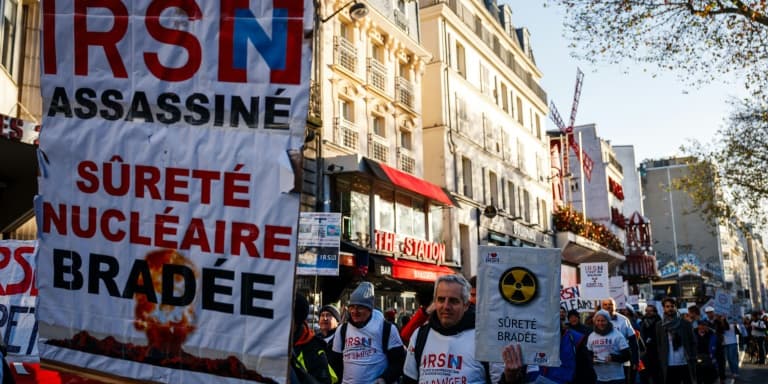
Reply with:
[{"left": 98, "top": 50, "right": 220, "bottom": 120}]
[
  {"left": 393, "top": 9, "right": 409, "bottom": 33},
  {"left": 420, "top": 0, "right": 547, "bottom": 104},
  {"left": 396, "top": 76, "right": 414, "bottom": 109},
  {"left": 398, "top": 148, "right": 416, "bottom": 174},
  {"left": 367, "top": 57, "right": 387, "bottom": 92},
  {"left": 334, "top": 36, "right": 357, "bottom": 73},
  {"left": 335, "top": 118, "right": 359, "bottom": 150},
  {"left": 369, "top": 133, "right": 390, "bottom": 163}
]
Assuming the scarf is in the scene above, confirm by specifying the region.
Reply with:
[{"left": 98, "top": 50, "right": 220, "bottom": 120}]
[
  {"left": 293, "top": 322, "right": 315, "bottom": 346},
  {"left": 428, "top": 307, "right": 476, "bottom": 336},
  {"left": 662, "top": 313, "right": 683, "bottom": 349}
]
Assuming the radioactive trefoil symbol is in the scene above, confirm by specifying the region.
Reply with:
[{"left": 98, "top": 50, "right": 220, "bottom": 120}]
[{"left": 499, "top": 267, "right": 538, "bottom": 305}]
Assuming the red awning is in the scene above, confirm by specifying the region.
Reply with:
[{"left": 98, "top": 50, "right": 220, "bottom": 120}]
[
  {"left": 388, "top": 258, "right": 456, "bottom": 282},
  {"left": 365, "top": 159, "right": 455, "bottom": 206}
]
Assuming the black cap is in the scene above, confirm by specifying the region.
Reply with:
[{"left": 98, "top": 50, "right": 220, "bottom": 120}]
[
  {"left": 567, "top": 309, "right": 580, "bottom": 319},
  {"left": 320, "top": 305, "right": 341, "bottom": 322}
]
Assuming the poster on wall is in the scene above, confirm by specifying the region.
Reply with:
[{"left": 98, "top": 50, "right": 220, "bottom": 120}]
[
  {"left": 476, "top": 246, "right": 562, "bottom": 366},
  {"left": 297, "top": 212, "right": 341, "bottom": 276},
  {"left": 579, "top": 262, "right": 610, "bottom": 299},
  {"left": 36, "top": 1, "right": 313, "bottom": 383},
  {"left": 0, "top": 240, "right": 39, "bottom": 362}
]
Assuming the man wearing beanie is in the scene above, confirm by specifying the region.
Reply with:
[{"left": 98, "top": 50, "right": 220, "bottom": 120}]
[
  {"left": 587, "top": 309, "right": 631, "bottom": 384},
  {"left": 330, "top": 282, "right": 405, "bottom": 383},
  {"left": 318, "top": 305, "right": 341, "bottom": 354},
  {"left": 292, "top": 293, "right": 334, "bottom": 384}
]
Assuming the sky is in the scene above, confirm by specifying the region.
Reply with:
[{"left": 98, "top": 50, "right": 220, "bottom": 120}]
[{"left": 505, "top": 1, "right": 748, "bottom": 163}]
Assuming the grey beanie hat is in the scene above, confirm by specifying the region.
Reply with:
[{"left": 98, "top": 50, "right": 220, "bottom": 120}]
[{"left": 349, "top": 282, "right": 375, "bottom": 310}]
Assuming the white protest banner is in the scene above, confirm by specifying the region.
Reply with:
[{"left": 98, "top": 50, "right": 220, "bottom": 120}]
[
  {"left": 297, "top": 212, "right": 341, "bottom": 276},
  {"left": 476, "top": 246, "right": 561, "bottom": 366},
  {"left": 0, "top": 240, "right": 38, "bottom": 362},
  {"left": 610, "top": 276, "right": 627, "bottom": 309},
  {"left": 714, "top": 289, "right": 732, "bottom": 315},
  {"left": 579, "top": 262, "right": 609, "bottom": 299},
  {"left": 560, "top": 285, "right": 597, "bottom": 313},
  {"left": 37, "top": 1, "right": 313, "bottom": 382},
  {"left": 1, "top": 113, "right": 40, "bottom": 145}
]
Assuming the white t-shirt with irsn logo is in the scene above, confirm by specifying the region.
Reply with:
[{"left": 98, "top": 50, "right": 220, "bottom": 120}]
[
  {"left": 403, "top": 327, "right": 488, "bottom": 384},
  {"left": 332, "top": 310, "right": 403, "bottom": 383}
]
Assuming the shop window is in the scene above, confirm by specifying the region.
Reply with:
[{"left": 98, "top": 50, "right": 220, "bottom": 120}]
[
  {"left": 375, "top": 186, "right": 395, "bottom": 233},
  {"left": 396, "top": 193, "right": 426, "bottom": 239},
  {"left": 337, "top": 179, "right": 370, "bottom": 246}
]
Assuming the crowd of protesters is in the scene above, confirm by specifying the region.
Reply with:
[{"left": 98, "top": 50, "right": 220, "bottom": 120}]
[{"left": 291, "top": 275, "right": 765, "bottom": 384}]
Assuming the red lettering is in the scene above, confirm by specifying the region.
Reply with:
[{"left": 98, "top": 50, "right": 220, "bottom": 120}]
[
  {"left": 43, "top": 0, "right": 56, "bottom": 74},
  {"left": 103, "top": 161, "right": 130, "bottom": 196},
  {"left": 192, "top": 169, "right": 219, "bottom": 204},
  {"left": 179, "top": 218, "right": 211, "bottom": 252},
  {"left": 76, "top": 161, "right": 99, "bottom": 193},
  {"left": 74, "top": 0, "right": 129, "bottom": 78},
  {"left": 154, "top": 213, "right": 179, "bottom": 248},
  {"left": 264, "top": 225, "right": 291, "bottom": 260},
  {"left": 101, "top": 209, "right": 126, "bottom": 242},
  {"left": 165, "top": 167, "right": 190, "bottom": 202},
  {"left": 129, "top": 211, "right": 151, "bottom": 245},
  {"left": 71, "top": 205, "right": 97, "bottom": 238},
  {"left": 135, "top": 165, "right": 161, "bottom": 199},
  {"left": 144, "top": 0, "right": 202, "bottom": 82},
  {"left": 231, "top": 222, "right": 259, "bottom": 257},
  {"left": 0, "top": 246, "right": 34, "bottom": 296},
  {"left": 43, "top": 203, "right": 67, "bottom": 235},
  {"left": 214, "top": 220, "right": 226, "bottom": 253},
  {"left": 223, "top": 170, "right": 250, "bottom": 208}
]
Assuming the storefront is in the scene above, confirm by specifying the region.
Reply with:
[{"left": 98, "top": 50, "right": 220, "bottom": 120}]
[{"left": 299, "top": 155, "right": 458, "bottom": 319}]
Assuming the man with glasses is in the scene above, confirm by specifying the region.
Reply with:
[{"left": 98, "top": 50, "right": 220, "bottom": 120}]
[{"left": 329, "top": 282, "right": 404, "bottom": 383}]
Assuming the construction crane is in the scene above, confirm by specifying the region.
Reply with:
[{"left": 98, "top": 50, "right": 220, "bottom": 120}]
[{"left": 549, "top": 68, "right": 594, "bottom": 182}]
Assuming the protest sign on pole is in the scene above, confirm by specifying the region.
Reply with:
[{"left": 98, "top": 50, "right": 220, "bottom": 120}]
[
  {"left": 0, "top": 240, "right": 38, "bottom": 362},
  {"left": 610, "top": 276, "right": 627, "bottom": 309},
  {"left": 560, "top": 285, "right": 597, "bottom": 313},
  {"left": 579, "top": 262, "right": 610, "bottom": 299},
  {"left": 476, "top": 246, "right": 561, "bottom": 366},
  {"left": 714, "top": 289, "right": 732, "bottom": 315},
  {"left": 36, "top": 2, "right": 313, "bottom": 382},
  {"left": 297, "top": 212, "right": 341, "bottom": 276}
]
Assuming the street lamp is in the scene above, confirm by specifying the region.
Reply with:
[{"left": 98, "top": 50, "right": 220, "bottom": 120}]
[{"left": 320, "top": 0, "right": 369, "bottom": 23}]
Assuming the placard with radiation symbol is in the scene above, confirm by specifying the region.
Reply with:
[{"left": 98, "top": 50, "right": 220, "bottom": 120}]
[{"left": 475, "top": 246, "right": 562, "bottom": 366}]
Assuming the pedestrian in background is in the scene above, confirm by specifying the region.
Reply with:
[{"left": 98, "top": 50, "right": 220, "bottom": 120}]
[
  {"left": 292, "top": 293, "right": 334, "bottom": 384},
  {"left": 317, "top": 305, "right": 341, "bottom": 354},
  {"left": 639, "top": 305, "right": 662, "bottom": 384},
  {"left": 656, "top": 298, "right": 695, "bottom": 384}
]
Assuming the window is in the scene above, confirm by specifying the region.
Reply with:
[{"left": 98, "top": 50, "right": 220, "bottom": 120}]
[
  {"left": 375, "top": 187, "right": 395, "bottom": 233},
  {"left": 396, "top": 193, "right": 426, "bottom": 239},
  {"left": 399, "top": 61, "right": 410, "bottom": 81},
  {"left": 337, "top": 179, "right": 371, "bottom": 246},
  {"left": 430, "top": 206, "right": 444, "bottom": 243},
  {"left": 456, "top": 42, "right": 466, "bottom": 78},
  {"left": 373, "top": 115, "right": 385, "bottom": 137},
  {"left": 479, "top": 65, "right": 491, "bottom": 97},
  {"left": 489, "top": 171, "right": 499, "bottom": 207},
  {"left": 339, "top": 22, "right": 350, "bottom": 39},
  {"left": 535, "top": 113, "right": 542, "bottom": 139},
  {"left": 540, "top": 200, "right": 548, "bottom": 230},
  {"left": 456, "top": 96, "right": 469, "bottom": 132},
  {"left": 462, "top": 156, "right": 473, "bottom": 198},
  {"left": 508, "top": 181, "right": 516, "bottom": 216},
  {"left": 340, "top": 99, "right": 353, "bottom": 122},
  {"left": 371, "top": 42, "right": 383, "bottom": 61},
  {"left": 1, "top": 0, "right": 18, "bottom": 75},
  {"left": 516, "top": 97, "right": 523, "bottom": 125},
  {"left": 523, "top": 189, "right": 531, "bottom": 222},
  {"left": 397, "top": 0, "right": 406, "bottom": 12},
  {"left": 501, "top": 83, "right": 509, "bottom": 112},
  {"left": 400, "top": 129, "right": 412, "bottom": 150},
  {"left": 517, "top": 139, "right": 525, "bottom": 170}
]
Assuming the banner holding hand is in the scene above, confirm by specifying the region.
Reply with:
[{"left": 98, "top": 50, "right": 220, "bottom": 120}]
[{"left": 476, "top": 246, "right": 562, "bottom": 366}]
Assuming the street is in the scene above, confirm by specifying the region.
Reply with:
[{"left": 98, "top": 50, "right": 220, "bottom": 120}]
[{"left": 723, "top": 352, "right": 768, "bottom": 384}]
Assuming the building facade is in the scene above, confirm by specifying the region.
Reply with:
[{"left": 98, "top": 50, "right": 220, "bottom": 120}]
[
  {"left": 419, "top": 0, "right": 553, "bottom": 279},
  {"left": 1, "top": 0, "right": 41, "bottom": 239}
]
